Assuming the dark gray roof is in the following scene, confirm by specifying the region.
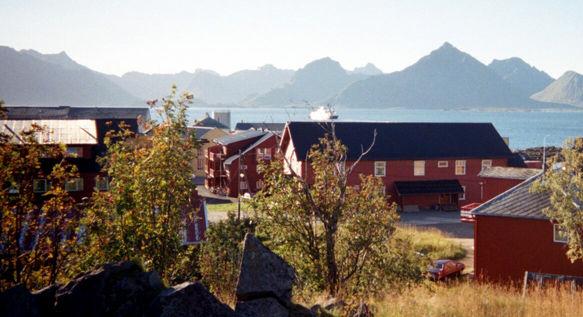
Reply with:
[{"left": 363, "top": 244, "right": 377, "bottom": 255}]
[
  {"left": 191, "top": 127, "right": 214, "bottom": 139},
  {"left": 214, "top": 130, "right": 267, "bottom": 146},
  {"left": 472, "top": 173, "right": 549, "bottom": 219},
  {"left": 3, "top": 106, "right": 150, "bottom": 120},
  {"left": 478, "top": 166, "right": 541, "bottom": 180},
  {"left": 286, "top": 121, "right": 514, "bottom": 161},
  {"left": 235, "top": 122, "right": 286, "bottom": 132},
  {"left": 192, "top": 115, "right": 228, "bottom": 129},
  {"left": 394, "top": 179, "right": 464, "bottom": 196}
]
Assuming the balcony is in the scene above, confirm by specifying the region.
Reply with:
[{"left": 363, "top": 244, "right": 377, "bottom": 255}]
[
  {"left": 208, "top": 168, "right": 227, "bottom": 178},
  {"left": 208, "top": 152, "right": 223, "bottom": 161}
]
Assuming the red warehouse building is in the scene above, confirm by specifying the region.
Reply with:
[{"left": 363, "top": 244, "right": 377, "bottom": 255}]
[
  {"left": 280, "top": 121, "right": 527, "bottom": 211},
  {"left": 206, "top": 130, "right": 279, "bottom": 198},
  {"left": 472, "top": 174, "right": 583, "bottom": 284}
]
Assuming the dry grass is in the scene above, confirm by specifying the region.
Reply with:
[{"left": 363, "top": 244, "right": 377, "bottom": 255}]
[
  {"left": 374, "top": 281, "right": 583, "bottom": 317},
  {"left": 205, "top": 201, "right": 250, "bottom": 213},
  {"left": 395, "top": 225, "right": 465, "bottom": 260}
]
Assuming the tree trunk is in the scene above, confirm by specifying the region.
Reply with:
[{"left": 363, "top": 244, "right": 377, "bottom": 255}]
[{"left": 325, "top": 229, "right": 338, "bottom": 295}]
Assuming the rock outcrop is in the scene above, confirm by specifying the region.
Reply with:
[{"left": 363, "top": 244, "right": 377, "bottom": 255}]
[
  {"left": 148, "top": 282, "right": 236, "bottom": 317},
  {"left": 235, "top": 233, "right": 296, "bottom": 317}
]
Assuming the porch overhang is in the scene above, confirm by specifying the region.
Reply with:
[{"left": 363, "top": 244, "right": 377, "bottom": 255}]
[{"left": 394, "top": 179, "right": 464, "bottom": 196}]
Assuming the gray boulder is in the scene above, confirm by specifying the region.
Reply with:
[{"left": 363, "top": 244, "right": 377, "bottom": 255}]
[
  {"left": 235, "top": 297, "right": 288, "bottom": 317},
  {"left": 54, "top": 261, "right": 165, "bottom": 316},
  {"left": 148, "top": 281, "right": 236, "bottom": 317},
  {"left": 236, "top": 233, "right": 295, "bottom": 307}
]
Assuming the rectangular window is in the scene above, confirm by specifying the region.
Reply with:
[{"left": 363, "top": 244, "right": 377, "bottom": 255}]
[
  {"left": 197, "top": 158, "right": 205, "bottom": 171},
  {"left": 197, "top": 149, "right": 204, "bottom": 157},
  {"left": 460, "top": 186, "right": 466, "bottom": 200},
  {"left": 95, "top": 177, "right": 109, "bottom": 191},
  {"left": 482, "top": 160, "right": 492, "bottom": 170},
  {"left": 33, "top": 179, "right": 47, "bottom": 193},
  {"left": 8, "top": 183, "right": 19, "bottom": 194},
  {"left": 240, "top": 181, "right": 248, "bottom": 190},
  {"left": 414, "top": 161, "right": 425, "bottom": 176},
  {"left": 374, "top": 161, "right": 386, "bottom": 177},
  {"left": 65, "top": 178, "right": 84, "bottom": 192},
  {"left": 455, "top": 160, "right": 466, "bottom": 175},
  {"left": 438, "top": 161, "right": 448, "bottom": 168},
  {"left": 257, "top": 148, "right": 272, "bottom": 160},
  {"left": 256, "top": 180, "right": 263, "bottom": 189},
  {"left": 66, "top": 147, "right": 83, "bottom": 158},
  {"left": 554, "top": 224, "right": 569, "bottom": 243}
]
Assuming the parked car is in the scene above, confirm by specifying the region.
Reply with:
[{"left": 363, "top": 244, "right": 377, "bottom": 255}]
[{"left": 423, "top": 259, "right": 465, "bottom": 281}]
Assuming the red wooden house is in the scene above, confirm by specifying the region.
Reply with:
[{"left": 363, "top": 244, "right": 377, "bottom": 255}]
[
  {"left": 206, "top": 130, "right": 279, "bottom": 198},
  {"left": 2, "top": 106, "right": 150, "bottom": 203},
  {"left": 478, "top": 166, "right": 541, "bottom": 202},
  {"left": 472, "top": 174, "right": 583, "bottom": 283},
  {"left": 280, "top": 121, "right": 526, "bottom": 211}
]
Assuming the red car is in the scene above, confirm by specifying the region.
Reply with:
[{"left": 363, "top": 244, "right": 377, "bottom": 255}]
[{"left": 424, "top": 259, "right": 465, "bottom": 281}]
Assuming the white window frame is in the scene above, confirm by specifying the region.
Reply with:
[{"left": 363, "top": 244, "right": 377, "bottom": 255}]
[
  {"left": 257, "top": 148, "right": 272, "bottom": 160},
  {"left": 374, "top": 161, "right": 386, "bottom": 177},
  {"left": 197, "top": 148, "right": 204, "bottom": 157},
  {"left": 482, "top": 159, "right": 492, "bottom": 170},
  {"left": 414, "top": 160, "right": 425, "bottom": 176},
  {"left": 65, "top": 178, "right": 84, "bottom": 192},
  {"left": 438, "top": 161, "right": 448, "bottom": 168},
  {"left": 256, "top": 180, "right": 263, "bottom": 189},
  {"left": 66, "top": 147, "right": 83, "bottom": 158},
  {"left": 33, "top": 179, "right": 47, "bottom": 193},
  {"left": 95, "top": 177, "right": 109, "bottom": 191},
  {"left": 459, "top": 186, "right": 466, "bottom": 200},
  {"left": 240, "top": 181, "right": 248, "bottom": 190},
  {"left": 554, "top": 224, "right": 569, "bottom": 243},
  {"left": 455, "top": 160, "right": 466, "bottom": 175},
  {"left": 197, "top": 158, "right": 205, "bottom": 171}
]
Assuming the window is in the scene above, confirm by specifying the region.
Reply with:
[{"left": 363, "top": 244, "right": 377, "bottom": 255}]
[
  {"left": 374, "top": 161, "right": 386, "bottom": 177},
  {"left": 240, "top": 181, "right": 248, "bottom": 190},
  {"left": 459, "top": 186, "right": 466, "bottom": 200},
  {"left": 197, "top": 158, "right": 205, "bottom": 171},
  {"left": 197, "top": 149, "right": 204, "bottom": 157},
  {"left": 414, "top": 161, "right": 425, "bottom": 176},
  {"left": 65, "top": 178, "right": 84, "bottom": 192},
  {"left": 438, "top": 161, "right": 448, "bottom": 168},
  {"left": 353, "top": 185, "right": 360, "bottom": 191},
  {"left": 257, "top": 148, "right": 271, "bottom": 160},
  {"left": 455, "top": 160, "right": 466, "bottom": 175},
  {"left": 554, "top": 224, "right": 569, "bottom": 243},
  {"left": 33, "top": 179, "right": 47, "bottom": 193},
  {"left": 482, "top": 160, "right": 492, "bottom": 170},
  {"left": 8, "top": 183, "right": 19, "bottom": 194},
  {"left": 95, "top": 177, "right": 109, "bottom": 191},
  {"left": 66, "top": 147, "right": 83, "bottom": 158},
  {"left": 256, "top": 180, "right": 263, "bottom": 189}
]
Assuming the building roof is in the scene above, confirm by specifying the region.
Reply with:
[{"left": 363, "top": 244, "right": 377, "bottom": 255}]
[
  {"left": 224, "top": 132, "right": 278, "bottom": 166},
  {"left": 235, "top": 122, "right": 286, "bottom": 132},
  {"left": 471, "top": 173, "right": 550, "bottom": 220},
  {"left": 3, "top": 106, "right": 150, "bottom": 121},
  {"left": 214, "top": 130, "right": 267, "bottom": 146},
  {"left": 284, "top": 121, "right": 514, "bottom": 161},
  {"left": 1, "top": 119, "right": 98, "bottom": 144},
  {"left": 191, "top": 126, "right": 215, "bottom": 139},
  {"left": 394, "top": 179, "right": 464, "bottom": 196},
  {"left": 478, "top": 166, "right": 541, "bottom": 180},
  {"left": 191, "top": 114, "right": 229, "bottom": 129}
]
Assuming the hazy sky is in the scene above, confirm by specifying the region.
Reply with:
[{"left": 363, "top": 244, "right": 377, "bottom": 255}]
[{"left": 1, "top": 0, "right": 581, "bottom": 78}]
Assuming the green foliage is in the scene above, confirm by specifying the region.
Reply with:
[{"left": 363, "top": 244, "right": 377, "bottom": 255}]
[
  {"left": 398, "top": 226, "right": 465, "bottom": 261},
  {"left": 199, "top": 212, "right": 256, "bottom": 304},
  {"left": 253, "top": 132, "right": 416, "bottom": 296},
  {"left": 80, "top": 86, "right": 200, "bottom": 280},
  {"left": 532, "top": 137, "right": 583, "bottom": 262},
  {"left": 1, "top": 100, "right": 80, "bottom": 290}
]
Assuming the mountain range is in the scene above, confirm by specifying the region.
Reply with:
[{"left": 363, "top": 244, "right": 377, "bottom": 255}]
[{"left": 1, "top": 43, "right": 581, "bottom": 110}]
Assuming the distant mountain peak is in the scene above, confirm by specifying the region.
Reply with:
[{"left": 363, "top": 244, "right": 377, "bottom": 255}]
[
  {"left": 531, "top": 71, "right": 583, "bottom": 107},
  {"left": 350, "top": 63, "right": 383, "bottom": 75},
  {"left": 489, "top": 57, "right": 554, "bottom": 96}
]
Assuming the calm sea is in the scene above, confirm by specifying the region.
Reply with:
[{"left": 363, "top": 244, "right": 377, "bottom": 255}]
[{"left": 185, "top": 107, "right": 583, "bottom": 150}]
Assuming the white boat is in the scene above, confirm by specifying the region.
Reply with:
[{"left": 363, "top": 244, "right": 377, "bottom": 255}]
[{"left": 309, "top": 106, "right": 338, "bottom": 121}]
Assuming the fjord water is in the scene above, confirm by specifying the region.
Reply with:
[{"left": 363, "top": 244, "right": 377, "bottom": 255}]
[{"left": 187, "top": 107, "right": 583, "bottom": 150}]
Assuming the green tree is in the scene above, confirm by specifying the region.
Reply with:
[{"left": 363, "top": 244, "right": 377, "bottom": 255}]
[
  {"left": 253, "top": 130, "right": 404, "bottom": 296},
  {"left": 532, "top": 137, "right": 583, "bottom": 262},
  {"left": 81, "top": 87, "right": 199, "bottom": 280},
  {"left": 1, "top": 100, "right": 80, "bottom": 290}
]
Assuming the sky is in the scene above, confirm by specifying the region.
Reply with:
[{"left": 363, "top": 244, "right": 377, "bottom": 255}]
[{"left": 1, "top": 0, "right": 582, "bottom": 78}]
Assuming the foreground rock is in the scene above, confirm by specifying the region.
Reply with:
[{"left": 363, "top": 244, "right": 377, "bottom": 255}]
[
  {"left": 235, "top": 233, "right": 296, "bottom": 316},
  {"left": 148, "top": 282, "right": 235, "bottom": 317}
]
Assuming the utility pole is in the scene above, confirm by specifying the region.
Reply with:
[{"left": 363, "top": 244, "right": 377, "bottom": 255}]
[{"left": 238, "top": 149, "right": 241, "bottom": 221}]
